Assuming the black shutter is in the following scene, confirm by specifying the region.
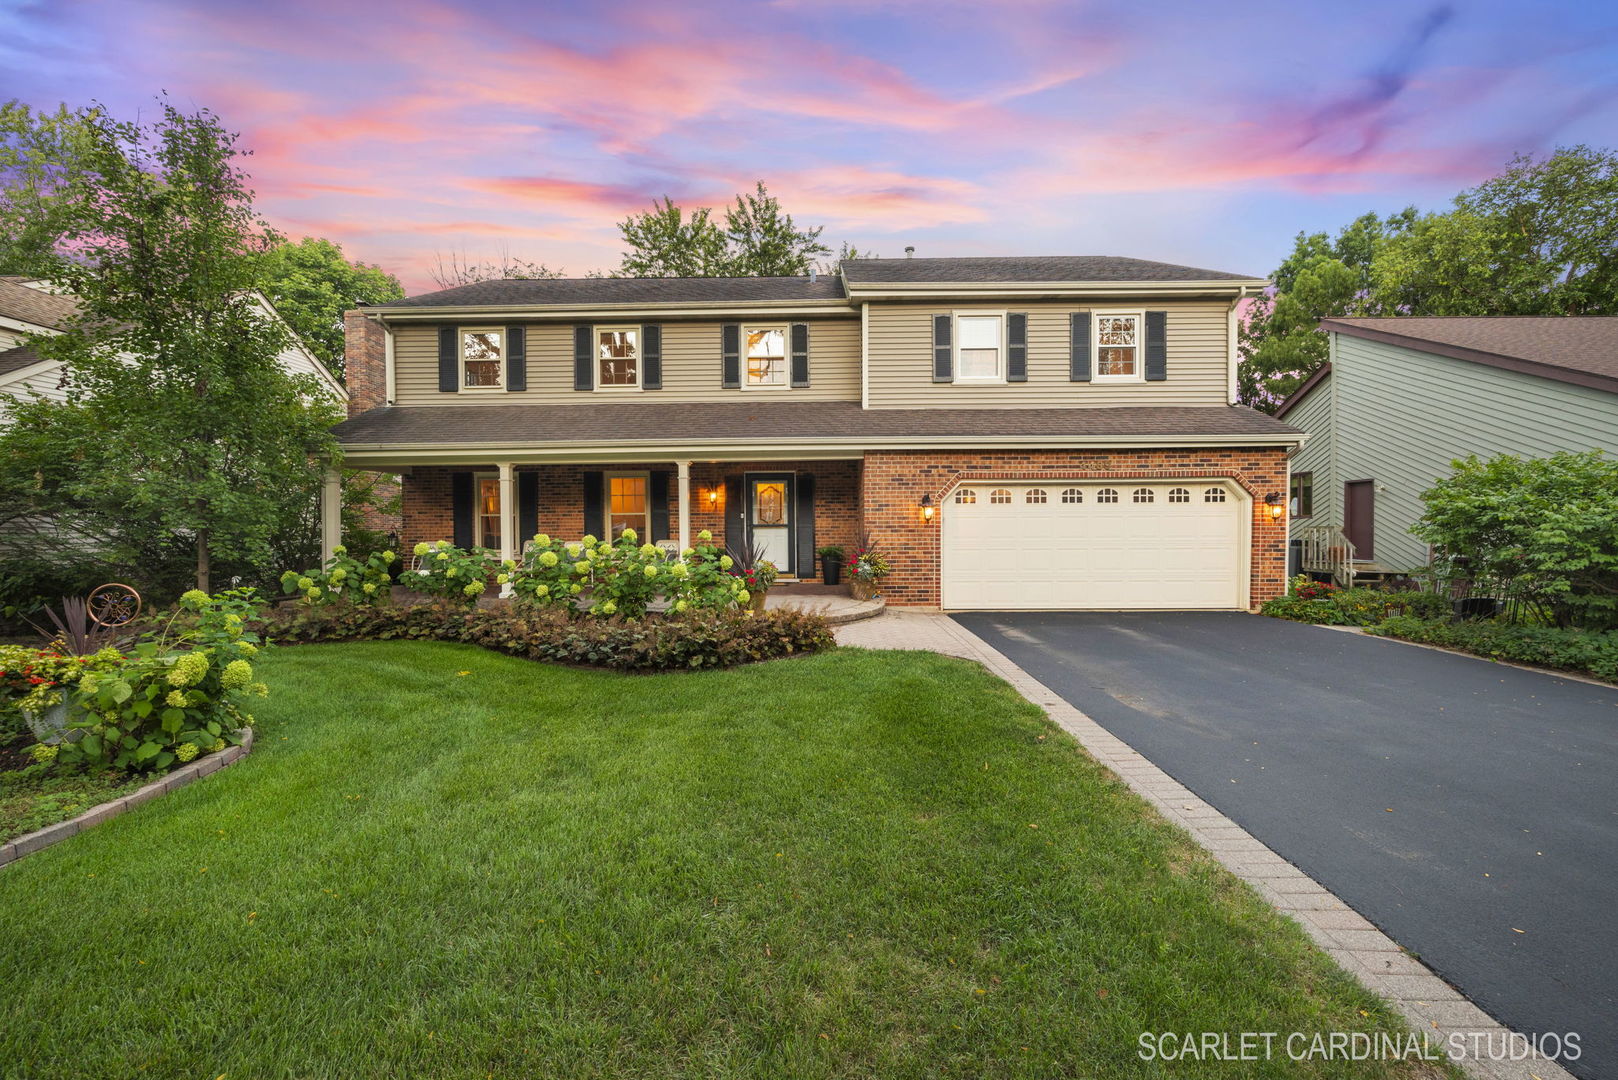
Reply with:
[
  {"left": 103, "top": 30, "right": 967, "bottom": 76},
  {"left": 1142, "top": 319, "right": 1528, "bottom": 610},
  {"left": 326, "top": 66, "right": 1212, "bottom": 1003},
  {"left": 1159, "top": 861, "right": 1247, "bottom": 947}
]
[
  {"left": 582, "top": 471, "right": 604, "bottom": 537},
  {"left": 1007, "top": 313, "right": 1028, "bottom": 383},
  {"left": 438, "top": 326, "right": 459, "bottom": 393},
  {"left": 1070, "top": 311, "right": 1092, "bottom": 382},
  {"left": 642, "top": 324, "right": 662, "bottom": 390},
  {"left": 505, "top": 325, "right": 526, "bottom": 392},
  {"left": 573, "top": 325, "right": 593, "bottom": 391},
  {"left": 790, "top": 323, "right": 810, "bottom": 388},
  {"left": 724, "top": 475, "right": 744, "bottom": 551},
  {"left": 650, "top": 471, "right": 671, "bottom": 542},
  {"left": 517, "top": 471, "right": 539, "bottom": 548},
  {"left": 1145, "top": 310, "right": 1168, "bottom": 381},
  {"left": 451, "top": 472, "right": 474, "bottom": 548},
  {"left": 721, "top": 323, "right": 740, "bottom": 388},
  {"left": 794, "top": 473, "right": 816, "bottom": 579},
  {"left": 932, "top": 314, "right": 953, "bottom": 383}
]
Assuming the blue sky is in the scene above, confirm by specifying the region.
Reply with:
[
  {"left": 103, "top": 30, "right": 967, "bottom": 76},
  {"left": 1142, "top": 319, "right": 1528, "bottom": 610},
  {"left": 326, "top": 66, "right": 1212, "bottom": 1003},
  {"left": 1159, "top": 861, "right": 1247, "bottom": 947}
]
[{"left": 3, "top": 0, "right": 1616, "bottom": 289}]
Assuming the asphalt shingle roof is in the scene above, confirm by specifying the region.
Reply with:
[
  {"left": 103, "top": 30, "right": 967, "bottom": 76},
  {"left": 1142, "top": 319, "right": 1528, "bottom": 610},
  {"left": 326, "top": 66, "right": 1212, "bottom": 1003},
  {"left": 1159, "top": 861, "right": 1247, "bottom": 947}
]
[
  {"left": 0, "top": 342, "right": 44, "bottom": 379},
  {"left": 334, "top": 401, "right": 1297, "bottom": 447},
  {"left": 1323, "top": 316, "right": 1618, "bottom": 387},
  {"left": 0, "top": 277, "right": 78, "bottom": 330},
  {"left": 840, "top": 255, "right": 1261, "bottom": 284},
  {"left": 376, "top": 275, "right": 847, "bottom": 309}
]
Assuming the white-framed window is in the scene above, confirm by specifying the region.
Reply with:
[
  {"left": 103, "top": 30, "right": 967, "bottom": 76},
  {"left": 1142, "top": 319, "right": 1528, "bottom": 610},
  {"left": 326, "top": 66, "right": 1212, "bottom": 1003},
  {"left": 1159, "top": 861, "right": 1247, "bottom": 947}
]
[
  {"left": 955, "top": 488, "right": 977, "bottom": 504},
  {"left": 607, "top": 472, "right": 650, "bottom": 539},
  {"left": 954, "top": 312, "right": 1005, "bottom": 382},
  {"left": 596, "top": 326, "right": 640, "bottom": 389},
  {"left": 1025, "top": 489, "right": 1047, "bottom": 504},
  {"left": 462, "top": 328, "right": 503, "bottom": 389},
  {"left": 744, "top": 325, "right": 788, "bottom": 387},
  {"left": 1204, "top": 487, "right": 1226, "bottom": 503},
  {"left": 1093, "top": 312, "right": 1143, "bottom": 382},
  {"left": 1096, "top": 488, "right": 1119, "bottom": 504},
  {"left": 1132, "top": 487, "right": 1154, "bottom": 503},
  {"left": 1061, "top": 488, "right": 1083, "bottom": 503},
  {"left": 989, "top": 488, "right": 1012, "bottom": 504},
  {"left": 474, "top": 473, "right": 501, "bottom": 549},
  {"left": 1168, "top": 487, "right": 1191, "bottom": 503}
]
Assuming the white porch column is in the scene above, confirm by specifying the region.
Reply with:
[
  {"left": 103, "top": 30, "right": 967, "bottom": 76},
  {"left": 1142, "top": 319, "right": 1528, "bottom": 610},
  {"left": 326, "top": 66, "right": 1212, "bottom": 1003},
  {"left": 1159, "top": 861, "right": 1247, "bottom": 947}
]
[
  {"left": 676, "top": 460, "right": 692, "bottom": 554},
  {"left": 319, "top": 467, "right": 342, "bottom": 565},
  {"left": 497, "top": 462, "right": 515, "bottom": 595}
]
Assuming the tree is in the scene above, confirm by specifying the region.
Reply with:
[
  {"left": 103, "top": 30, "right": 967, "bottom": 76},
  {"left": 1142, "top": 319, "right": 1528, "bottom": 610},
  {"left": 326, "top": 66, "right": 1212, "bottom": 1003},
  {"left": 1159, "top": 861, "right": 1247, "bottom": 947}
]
[
  {"left": 426, "top": 248, "right": 565, "bottom": 290},
  {"left": 1238, "top": 210, "right": 1414, "bottom": 408},
  {"left": 0, "top": 102, "right": 100, "bottom": 274},
  {"left": 0, "top": 97, "right": 341, "bottom": 593},
  {"left": 1373, "top": 146, "right": 1618, "bottom": 316},
  {"left": 260, "top": 237, "right": 403, "bottom": 380},
  {"left": 616, "top": 183, "right": 832, "bottom": 278}
]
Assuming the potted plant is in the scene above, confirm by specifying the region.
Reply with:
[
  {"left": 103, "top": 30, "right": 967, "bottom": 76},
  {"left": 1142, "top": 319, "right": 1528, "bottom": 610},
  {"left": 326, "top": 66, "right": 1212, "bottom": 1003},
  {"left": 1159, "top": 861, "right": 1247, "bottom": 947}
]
[
  {"left": 846, "top": 536, "right": 890, "bottom": 601},
  {"left": 816, "top": 544, "right": 846, "bottom": 586},
  {"left": 726, "top": 536, "right": 778, "bottom": 611}
]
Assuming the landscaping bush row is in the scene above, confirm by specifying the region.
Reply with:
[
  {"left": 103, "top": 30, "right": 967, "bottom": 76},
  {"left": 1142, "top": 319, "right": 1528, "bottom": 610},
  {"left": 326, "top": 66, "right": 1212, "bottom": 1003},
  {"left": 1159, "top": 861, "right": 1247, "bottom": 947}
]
[
  {"left": 1368, "top": 616, "right": 1618, "bottom": 682},
  {"left": 262, "top": 602, "right": 836, "bottom": 671},
  {"left": 1259, "top": 577, "right": 1451, "bottom": 626}
]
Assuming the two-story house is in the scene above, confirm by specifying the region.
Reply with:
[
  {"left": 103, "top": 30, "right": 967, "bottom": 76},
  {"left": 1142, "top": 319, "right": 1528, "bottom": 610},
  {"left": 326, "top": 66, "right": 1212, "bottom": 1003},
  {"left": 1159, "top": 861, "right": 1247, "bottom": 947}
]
[{"left": 329, "top": 256, "right": 1302, "bottom": 609}]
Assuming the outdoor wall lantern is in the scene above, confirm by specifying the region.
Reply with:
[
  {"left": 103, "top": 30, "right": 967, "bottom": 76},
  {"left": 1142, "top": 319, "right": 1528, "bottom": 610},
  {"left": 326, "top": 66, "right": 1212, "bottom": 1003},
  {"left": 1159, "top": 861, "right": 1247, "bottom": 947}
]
[
  {"left": 707, "top": 488, "right": 720, "bottom": 508},
  {"left": 1265, "top": 492, "right": 1284, "bottom": 521},
  {"left": 920, "top": 494, "right": 935, "bottom": 523}
]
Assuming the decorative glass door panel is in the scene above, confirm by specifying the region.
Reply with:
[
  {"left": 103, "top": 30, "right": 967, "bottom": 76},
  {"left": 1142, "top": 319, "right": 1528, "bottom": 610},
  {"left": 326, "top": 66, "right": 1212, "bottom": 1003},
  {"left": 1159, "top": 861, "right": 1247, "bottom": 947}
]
[{"left": 750, "top": 478, "right": 792, "bottom": 573}]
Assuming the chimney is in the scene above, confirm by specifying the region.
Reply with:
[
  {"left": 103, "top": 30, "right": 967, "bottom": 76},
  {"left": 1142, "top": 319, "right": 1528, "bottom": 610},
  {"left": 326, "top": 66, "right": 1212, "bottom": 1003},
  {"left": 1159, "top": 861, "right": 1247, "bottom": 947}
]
[
  {"left": 904, "top": 246, "right": 915, "bottom": 258},
  {"left": 343, "top": 310, "right": 388, "bottom": 416}
]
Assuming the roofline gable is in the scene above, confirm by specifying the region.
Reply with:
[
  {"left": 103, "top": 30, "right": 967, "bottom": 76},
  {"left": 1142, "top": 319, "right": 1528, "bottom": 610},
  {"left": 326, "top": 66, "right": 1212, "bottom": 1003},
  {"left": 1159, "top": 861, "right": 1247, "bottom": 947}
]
[
  {"left": 1320, "top": 318, "right": 1618, "bottom": 397},
  {"left": 1273, "top": 362, "right": 1332, "bottom": 419}
]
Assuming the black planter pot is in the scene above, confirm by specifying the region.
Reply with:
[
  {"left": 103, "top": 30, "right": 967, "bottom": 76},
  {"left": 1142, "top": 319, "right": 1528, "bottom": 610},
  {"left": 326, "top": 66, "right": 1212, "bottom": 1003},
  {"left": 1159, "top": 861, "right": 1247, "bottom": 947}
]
[{"left": 821, "top": 557, "right": 843, "bottom": 586}]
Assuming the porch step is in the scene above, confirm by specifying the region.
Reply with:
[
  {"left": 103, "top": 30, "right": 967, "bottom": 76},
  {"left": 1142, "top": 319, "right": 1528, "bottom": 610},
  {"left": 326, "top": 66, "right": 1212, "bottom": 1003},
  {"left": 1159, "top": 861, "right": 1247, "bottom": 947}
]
[{"left": 765, "top": 593, "right": 886, "bottom": 624}]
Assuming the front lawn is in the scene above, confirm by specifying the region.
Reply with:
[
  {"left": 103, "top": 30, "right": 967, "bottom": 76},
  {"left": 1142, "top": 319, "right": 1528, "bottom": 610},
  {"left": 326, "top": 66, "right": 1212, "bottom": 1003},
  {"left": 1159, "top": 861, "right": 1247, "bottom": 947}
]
[{"left": 0, "top": 642, "right": 1442, "bottom": 1079}]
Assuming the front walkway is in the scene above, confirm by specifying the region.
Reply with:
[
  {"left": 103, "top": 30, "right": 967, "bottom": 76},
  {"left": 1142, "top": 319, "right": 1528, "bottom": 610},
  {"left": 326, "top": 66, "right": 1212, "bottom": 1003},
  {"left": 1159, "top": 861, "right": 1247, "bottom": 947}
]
[{"left": 834, "top": 609, "right": 1577, "bottom": 1080}]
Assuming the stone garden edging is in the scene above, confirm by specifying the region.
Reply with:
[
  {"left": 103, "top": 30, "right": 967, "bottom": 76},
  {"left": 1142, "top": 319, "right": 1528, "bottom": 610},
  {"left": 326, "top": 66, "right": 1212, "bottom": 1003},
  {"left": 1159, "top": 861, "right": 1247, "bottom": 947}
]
[{"left": 0, "top": 727, "right": 255, "bottom": 869}]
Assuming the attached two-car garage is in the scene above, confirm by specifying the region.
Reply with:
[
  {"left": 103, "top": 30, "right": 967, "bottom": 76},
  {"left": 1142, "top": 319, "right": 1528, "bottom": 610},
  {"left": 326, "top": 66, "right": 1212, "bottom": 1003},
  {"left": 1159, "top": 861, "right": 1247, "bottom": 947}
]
[{"left": 940, "top": 481, "right": 1247, "bottom": 610}]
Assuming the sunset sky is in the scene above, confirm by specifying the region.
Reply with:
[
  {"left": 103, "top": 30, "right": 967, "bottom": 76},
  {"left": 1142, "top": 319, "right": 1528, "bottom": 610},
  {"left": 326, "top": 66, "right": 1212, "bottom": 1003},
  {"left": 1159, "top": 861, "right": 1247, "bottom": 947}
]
[{"left": 4, "top": 0, "right": 1617, "bottom": 292}]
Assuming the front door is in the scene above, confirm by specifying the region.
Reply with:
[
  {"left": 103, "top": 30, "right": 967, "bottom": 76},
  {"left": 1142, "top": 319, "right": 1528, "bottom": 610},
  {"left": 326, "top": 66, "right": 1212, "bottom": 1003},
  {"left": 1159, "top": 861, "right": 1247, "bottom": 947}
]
[
  {"left": 747, "top": 474, "right": 794, "bottom": 575},
  {"left": 1344, "top": 480, "right": 1375, "bottom": 560}
]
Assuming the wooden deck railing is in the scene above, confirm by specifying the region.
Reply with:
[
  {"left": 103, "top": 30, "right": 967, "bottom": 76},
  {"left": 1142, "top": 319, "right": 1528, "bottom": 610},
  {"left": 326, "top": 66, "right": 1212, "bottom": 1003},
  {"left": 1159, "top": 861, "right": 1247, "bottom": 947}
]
[{"left": 1296, "top": 525, "right": 1357, "bottom": 585}]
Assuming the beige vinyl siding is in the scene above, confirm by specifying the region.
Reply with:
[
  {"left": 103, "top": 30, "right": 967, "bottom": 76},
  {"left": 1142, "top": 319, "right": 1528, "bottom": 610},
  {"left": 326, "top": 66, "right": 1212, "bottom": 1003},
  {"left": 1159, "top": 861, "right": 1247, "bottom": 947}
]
[
  {"left": 0, "top": 327, "right": 28, "bottom": 350},
  {"left": 0, "top": 360, "right": 69, "bottom": 423},
  {"left": 864, "top": 298, "right": 1232, "bottom": 409},
  {"left": 1317, "top": 333, "right": 1618, "bottom": 570},
  {"left": 1283, "top": 373, "right": 1334, "bottom": 532},
  {"left": 393, "top": 318, "right": 860, "bottom": 406}
]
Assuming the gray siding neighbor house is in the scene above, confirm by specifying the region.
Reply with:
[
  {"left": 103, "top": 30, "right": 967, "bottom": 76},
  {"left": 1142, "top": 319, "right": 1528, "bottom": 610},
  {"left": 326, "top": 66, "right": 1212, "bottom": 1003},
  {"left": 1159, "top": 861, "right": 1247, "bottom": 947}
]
[{"left": 1276, "top": 316, "right": 1618, "bottom": 577}]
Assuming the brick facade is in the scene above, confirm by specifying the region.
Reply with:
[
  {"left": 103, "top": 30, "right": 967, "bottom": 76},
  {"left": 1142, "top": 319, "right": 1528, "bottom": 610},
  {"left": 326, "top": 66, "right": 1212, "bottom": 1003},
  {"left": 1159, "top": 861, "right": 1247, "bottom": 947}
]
[
  {"left": 859, "top": 447, "right": 1290, "bottom": 608},
  {"left": 343, "top": 310, "right": 387, "bottom": 417}
]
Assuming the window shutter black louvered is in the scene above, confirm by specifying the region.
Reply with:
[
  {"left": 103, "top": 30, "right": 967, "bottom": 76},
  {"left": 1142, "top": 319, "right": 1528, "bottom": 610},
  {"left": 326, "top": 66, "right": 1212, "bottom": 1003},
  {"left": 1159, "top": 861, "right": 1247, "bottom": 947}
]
[
  {"left": 794, "top": 473, "right": 815, "bottom": 579},
  {"left": 1145, "top": 310, "right": 1168, "bottom": 381},
  {"left": 724, "top": 476, "right": 743, "bottom": 550},
  {"left": 650, "top": 471, "right": 671, "bottom": 542},
  {"left": 573, "top": 325, "right": 593, "bottom": 391},
  {"left": 517, "top": 471, "right": 539, "bottom": 547},
  {"left": 1007, "top": 313, "right": 1028, "bottom": 382},
  {"left": 932, "top": 314, "right": 953, "bottom": 383},
  {"left": 721, "top": 323, "right": 740, "bottom": 388},
  {"left": 505, "top": 325, "right": 526, "bottom": 391},
  {"left": 438, "top": 326, "right": 459, "bottom": 393},
  {"left": 582, "top": 471, "right": 604, "bottom": 537},
  {"left": 451, "top": 472, "right": 474, "bottom": 548},
  {"left": 790, "top": 323, "right": 810, "bottom": 387},
  {"left": 1070, "top": 312, "right": 1092, "bottom": 382},
  {"left": 642, "top": 324, "right": 662, "bottom": 390}
]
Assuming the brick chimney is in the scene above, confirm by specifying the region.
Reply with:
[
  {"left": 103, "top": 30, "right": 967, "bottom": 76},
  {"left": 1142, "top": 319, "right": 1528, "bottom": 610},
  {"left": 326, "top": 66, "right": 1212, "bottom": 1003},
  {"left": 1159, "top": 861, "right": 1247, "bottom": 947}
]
[{"left": 343, "top": 309, "right": 388, "bottom": 416}]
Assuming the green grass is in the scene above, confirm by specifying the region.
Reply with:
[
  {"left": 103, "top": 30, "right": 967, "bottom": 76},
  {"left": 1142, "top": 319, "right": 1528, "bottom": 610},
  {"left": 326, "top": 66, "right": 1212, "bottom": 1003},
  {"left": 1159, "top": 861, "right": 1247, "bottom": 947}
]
[{"left": 0, "top": 642, "right": 1446, "bottom": 1079}]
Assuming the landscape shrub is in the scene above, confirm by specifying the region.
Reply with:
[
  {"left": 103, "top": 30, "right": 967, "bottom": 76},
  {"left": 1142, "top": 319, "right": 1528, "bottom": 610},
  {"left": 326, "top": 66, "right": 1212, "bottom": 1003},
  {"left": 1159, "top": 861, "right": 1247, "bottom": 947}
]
[
  {"left": 509, "top": 529, "right": 748, "bottom": 618},
  {"left": 263, "top": 602, "right": 834, "bottom": 671},
  {"left": 1260, "top": 575, "right": 1449, "bottom": 626},
  {"left": 1370, "top": 616, "right": 1618, "bottom": 682},
  {"left": 280, "top": 544, "right": 397, "bottom": 606},
  {"left": 406, "top": 541, "right": 505, "bottom": 603}
]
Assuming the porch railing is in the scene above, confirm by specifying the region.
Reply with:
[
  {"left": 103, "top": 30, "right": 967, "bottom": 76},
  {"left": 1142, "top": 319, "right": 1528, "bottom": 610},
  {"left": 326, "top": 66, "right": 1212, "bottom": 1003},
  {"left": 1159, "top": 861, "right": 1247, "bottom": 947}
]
[{"left": 1296, "top": 525, "right": 1357, "bottom": 585}]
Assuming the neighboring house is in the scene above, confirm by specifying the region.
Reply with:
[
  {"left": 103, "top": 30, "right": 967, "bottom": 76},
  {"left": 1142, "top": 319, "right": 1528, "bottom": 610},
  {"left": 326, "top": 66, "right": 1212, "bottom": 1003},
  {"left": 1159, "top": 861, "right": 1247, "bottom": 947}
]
[
  {"left": 0, "top": 275, "right": 347, "bottom": 421},
  {"left": 330, "top": 256, "right": 1303, "bottom": 609},
  {"left": 1278, "top": 316, "right": 1618, "bottom": 580}
]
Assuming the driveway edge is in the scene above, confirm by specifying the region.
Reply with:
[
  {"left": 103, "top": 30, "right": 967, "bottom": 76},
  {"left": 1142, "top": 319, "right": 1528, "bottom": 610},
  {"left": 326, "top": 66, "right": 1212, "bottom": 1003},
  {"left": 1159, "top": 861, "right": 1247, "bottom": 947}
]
[{"left": 921, "top": 616, "right": 1576, "bottom": 1080}]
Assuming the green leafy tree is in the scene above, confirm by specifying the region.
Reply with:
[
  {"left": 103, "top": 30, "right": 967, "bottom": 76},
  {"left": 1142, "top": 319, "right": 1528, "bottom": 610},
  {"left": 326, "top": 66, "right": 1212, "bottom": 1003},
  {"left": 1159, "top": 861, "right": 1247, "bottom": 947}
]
[
  {"left": 0, "top": 102, "right": 100, "bottom": 274},
  {"left": 0, "top": 97, "right": 341, "bottom": 593},
  {"left": 261, "top": 237, "right": 403, "bottom": 380},
  {"left": 1373, "top": 146, "right": 1618, "bottom": 316},
  {"left": 617, "top": 183, "right": 832, "bottom": 277}
]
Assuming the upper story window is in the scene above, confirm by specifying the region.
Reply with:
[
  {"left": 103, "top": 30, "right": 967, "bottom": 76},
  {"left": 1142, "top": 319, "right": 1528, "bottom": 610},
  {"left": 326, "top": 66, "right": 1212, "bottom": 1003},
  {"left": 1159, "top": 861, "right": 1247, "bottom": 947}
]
[
  {"left": 1094, "top": 313, "right": 1142, "bottom": 381},
  {"left": 745, "top": 326, "right": 787, "bottom": 387},
  {"left": 462, "top": 329, "right": 503, "bottom": 389},
  {"left": 955, "top": 313, "right": 1003, "bottom": 381},
  {"left": 597, "top": 327, "right": 639, "bottom": 388}
]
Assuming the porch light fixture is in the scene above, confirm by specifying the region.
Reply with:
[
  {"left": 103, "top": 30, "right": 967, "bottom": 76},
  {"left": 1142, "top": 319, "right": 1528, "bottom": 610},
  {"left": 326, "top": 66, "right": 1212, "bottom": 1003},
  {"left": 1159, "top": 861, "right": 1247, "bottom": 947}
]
[
  {"left": 920, "top": 494, "right": 935, "bottom": 523},
  {"left": 1265, "top": 492, "right": 1284, "bottom": 521},
  {"left": 707, "top": 488, "right": 719, "bottom": 507}
]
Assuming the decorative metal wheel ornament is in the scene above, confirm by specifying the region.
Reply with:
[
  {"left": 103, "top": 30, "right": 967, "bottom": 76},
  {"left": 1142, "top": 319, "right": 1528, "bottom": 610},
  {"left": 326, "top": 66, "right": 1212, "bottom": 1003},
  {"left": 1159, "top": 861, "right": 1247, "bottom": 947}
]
[{"left": 87, "top": 583, "right": 141, "bottom": 628}]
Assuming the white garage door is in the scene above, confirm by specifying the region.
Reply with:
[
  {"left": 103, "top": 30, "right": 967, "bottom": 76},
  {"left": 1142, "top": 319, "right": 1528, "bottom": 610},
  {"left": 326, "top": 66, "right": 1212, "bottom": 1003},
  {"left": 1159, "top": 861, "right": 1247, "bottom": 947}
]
[{"left": 941, "top": 481, "right": 1245, "bottom": 610}]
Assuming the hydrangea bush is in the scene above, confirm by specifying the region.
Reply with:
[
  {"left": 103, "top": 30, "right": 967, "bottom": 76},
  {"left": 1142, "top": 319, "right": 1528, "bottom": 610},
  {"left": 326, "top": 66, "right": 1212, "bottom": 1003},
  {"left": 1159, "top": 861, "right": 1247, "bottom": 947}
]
[
  {"left": 408, "top": 541, "right": 506, "bottom": 604},
  {"left": 509, "top": 529, "right": 748, "bottom": 619},
  {"left": 280, "top": 544, "right": 397, "bottom": 606}
]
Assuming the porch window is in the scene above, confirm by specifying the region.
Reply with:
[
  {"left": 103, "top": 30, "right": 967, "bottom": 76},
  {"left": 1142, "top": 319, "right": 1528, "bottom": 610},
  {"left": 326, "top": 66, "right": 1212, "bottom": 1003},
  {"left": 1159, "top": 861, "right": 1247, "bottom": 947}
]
[
  {"left": 462, "top": 329, "right": 503, "bottom": 388},
  {"left": 607, "top": 474, "right": 649, "bottom": 539},
  {"left": 475, "top": 474, "right": 501, "bottom": 550},
  {"left": 1291, "top": 472, "right": 1314, "bottom": 518},
  {"left": 1093, "top": 313, "right": 1141, "bottom": 380},
  {"left": 597, "top": 327, "right": 639, "bottom": 388},
  {"left": 955, "top": 314, "right": 1003, "bottom": 381},
  {"left": 745, "top": 326, "right": 787, "bottom": 386}
]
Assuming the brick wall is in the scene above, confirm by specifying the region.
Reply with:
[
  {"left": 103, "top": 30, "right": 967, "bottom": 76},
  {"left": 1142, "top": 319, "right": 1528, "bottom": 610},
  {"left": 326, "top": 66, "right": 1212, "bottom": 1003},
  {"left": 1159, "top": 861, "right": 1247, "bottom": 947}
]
[
  {"left": 860, "top": 447, "right": 1291, "bottom": 608},
  {"left": 343, "top": 310, "right": 387, "bottom": 416}
]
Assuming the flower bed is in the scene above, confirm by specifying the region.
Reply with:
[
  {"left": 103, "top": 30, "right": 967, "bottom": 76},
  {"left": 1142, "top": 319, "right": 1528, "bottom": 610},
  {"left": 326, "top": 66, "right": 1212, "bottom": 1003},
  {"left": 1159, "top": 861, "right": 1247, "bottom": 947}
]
[
  {"left": 1260, "top": 576, "right": 1450, "bottom": 627},
  {"left": 1369, "top": 616, "right": 1618, "bottom": 682}
]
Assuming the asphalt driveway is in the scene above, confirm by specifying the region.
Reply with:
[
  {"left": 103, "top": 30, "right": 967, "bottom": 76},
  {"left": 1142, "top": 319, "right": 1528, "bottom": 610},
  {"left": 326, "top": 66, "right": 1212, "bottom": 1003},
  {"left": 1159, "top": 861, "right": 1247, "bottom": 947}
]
[{"left": 953, "top": 611, "right": 1617, "bottom": 1080}]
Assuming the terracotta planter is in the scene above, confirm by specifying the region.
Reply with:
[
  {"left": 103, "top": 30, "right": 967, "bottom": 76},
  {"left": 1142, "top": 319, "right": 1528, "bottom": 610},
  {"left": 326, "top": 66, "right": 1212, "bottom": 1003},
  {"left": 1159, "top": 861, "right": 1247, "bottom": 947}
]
[{"left": 848, "top": 579, "right": 878, "bottom": 601}]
